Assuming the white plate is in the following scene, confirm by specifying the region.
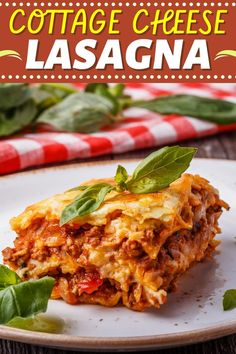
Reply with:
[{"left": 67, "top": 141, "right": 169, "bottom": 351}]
[{"left": 0, "top": 159, "right": 235, "bottom": 351}]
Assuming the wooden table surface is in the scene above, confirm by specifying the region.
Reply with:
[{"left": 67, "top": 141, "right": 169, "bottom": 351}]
[{"left": 1, "top": 131, "right": 236, "bottom": 354}]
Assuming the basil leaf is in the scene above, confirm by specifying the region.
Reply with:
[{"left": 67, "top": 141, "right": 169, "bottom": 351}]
[
  {"left": 85, "top": 83, "right": 109, "bottom": 94},
  {"left": 68, "top": 185, "right": 89, "bottom": 192},
  {"left": 0, "top": 265, "right": 21, "bottom": 290},
  {"left": 31, "top": 86, "right": 60, "bottom": 113},
  {"left": 127, "top": 146, "right": 197, "bottom": 194},
  {"left": 223, "top": 289, "right": 236, "bottom": 311},
  {"left": 109, "top": 84, "right": 126, "bottom": 98},
  {"left": 0, "top": 84, "right": 30, "bottom": 111},
  {"left": 85, "top": 83, "right": 131, "bottom": 114},
  {"left": 60, "top": 183, "right": 114, "bottom": 225},
  {"left": 135, "top": 95, "right": 236, "bottom": 125},
  {"left": 0, "top": 99, "right": 37, "bottom": 137},
  {"left": 115, "top": 165, "right": 129, "bottom": 192},
  {"left": 115, "top": 165, "right": 129, "bottom": 185},
  {"left": 38, "top": 92, "right": 116, "bottom": 133},
  {"left": 85, "top": 84, "right": 120, "bottom": 115},
  {"left": 7, "top": 314, "right": 65, "bottom": 334},
  {"left": 92, "top": 85, "right": 120, "bottom": 116},
  {"left": 0, "top": 277, "right": 54, "bottom": 324},
  {"left": 39, "top": 83, "right": 77, "bottom": 98},
  {"left": 31, "top": 84, "right": 76, "bottom": 113},
  {"left": 85, "top": 84, "right": 125, "bottom": 99}
]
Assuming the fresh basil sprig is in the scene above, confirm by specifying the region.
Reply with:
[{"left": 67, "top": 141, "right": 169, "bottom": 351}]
[
  {"left": 60, "top": 183, "right": 114, "bottom": 225},
  {"left": 68, "top": 185, "right": 89, "bottom": 192},
  {"left": 0, "top": 83, "right": 30, "bottom": 111},
  {"left": 134, "top": 95, "right": 236, "bottom": 125},
  {"left": 126, "top": 146, "right": 197, "bottom": 194},
  {"left": 38, "top": 92, "right": 118, "bottom": 134},
  {"left": 31, "top": 83, "right": 77, "bottom": 113},
  {"left": 0, "top": 277, "right": 54, "bottom": 324},
  {"left": 60, "top": 146, "right": 197, "bottom": 225},
  {"left": 85, "top": 83, "right": 132, "bottom": 115},
  {"left": 1, "top": 83, "right": 236, "bottom": 138},
  {"left": 115, "top": 165, "right": 129, "bottom": 192},
  {"left": 0, "top": 83, "right": 76, "bottom": 137},
  {"left": 40, "top": 84, "right": 132, "bottom": 134},
  {"left": 0, "top": 265, "right": 21, "bottom": 290},
  {"left": 223, "top": 289, "right": 236, "bottom": 311},
  {"left": 0, "top": 99, "right": 38, "bottom": 137},
  {"left": 0, "top": 265, "right": 54, "bottom": 326}
]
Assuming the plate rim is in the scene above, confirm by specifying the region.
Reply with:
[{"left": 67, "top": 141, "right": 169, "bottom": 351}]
[
  {"left": 0, "top": 320, "right": 235, "bottom": 350},
  {"left": 0, "top": 157, "right": 235, "bottom": 350}
]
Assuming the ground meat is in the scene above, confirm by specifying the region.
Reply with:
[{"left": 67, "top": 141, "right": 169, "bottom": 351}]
[{"left": 121, "top": 240, "right": 146, "bottom": 258}]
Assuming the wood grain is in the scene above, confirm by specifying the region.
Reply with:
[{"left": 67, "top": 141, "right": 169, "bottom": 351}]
[{"left": 1, "top": 131, "right": 236, "bottom": 354}]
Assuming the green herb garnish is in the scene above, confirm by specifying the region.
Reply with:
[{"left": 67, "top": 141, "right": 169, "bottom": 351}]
[
  {"left": 61, "top": 183, "right": 114, "bottom": 225},
  {"left": 60, "top": 146, "right": 197, "bottom": 225},
  {"left": 134, "top": 94, "right": 236, "bottom": 125},
  {"left": 223, "top": 289, "right": 236, "bottom": 311},
  {"left": 0, "top": 264, "right": 21, "bottom": 290},
  {"left": 1, "top": 83, "right": 236, "bottom": 137},
  {"left": 85, "top": 83, "right": 132, "bottom": 115},
  {"left": 0, "top": 265, "right": 55, "bottom": 330},
  {"left": 0, "top": 83, "right": 30, "bottom": 111},
  {"left": 31, "top": 83, "right": 77, "bottom": 113},
  {"left": 0, "top": 99, "right": 37, "bottom": 137},
  {"left": 39, "top": 83, "right": 132, "bottom": 133},
  {"left": 0, "top": 83, "right": 76, "bottom": 137},
  {"left": 126, "top": 146, "right": 196, "bottom": 194},
  {"left": 115, "top": 165, "right": 129, "bottom": 192},
  {"left": 38, "top": 92, "right": 118, "bottom": 134}
]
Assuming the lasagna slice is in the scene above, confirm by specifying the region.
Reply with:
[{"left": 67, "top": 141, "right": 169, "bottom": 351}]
[{"left": 3, "top": 174, "right": 228, "bottom": 311}]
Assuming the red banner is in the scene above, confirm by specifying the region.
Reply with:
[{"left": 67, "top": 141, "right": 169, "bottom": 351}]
[{"left": 0, "top": 1, "right": 235, "bottom": 82}]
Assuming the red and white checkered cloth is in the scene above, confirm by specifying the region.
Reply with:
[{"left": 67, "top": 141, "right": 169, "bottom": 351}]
[{"left": 1, "top": 83, "right": 236, "bottom": 175}]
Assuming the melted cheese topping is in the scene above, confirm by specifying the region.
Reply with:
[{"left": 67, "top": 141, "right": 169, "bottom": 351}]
[{"left": 11, "top": 174, "right": 208, "bottom": 232}]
